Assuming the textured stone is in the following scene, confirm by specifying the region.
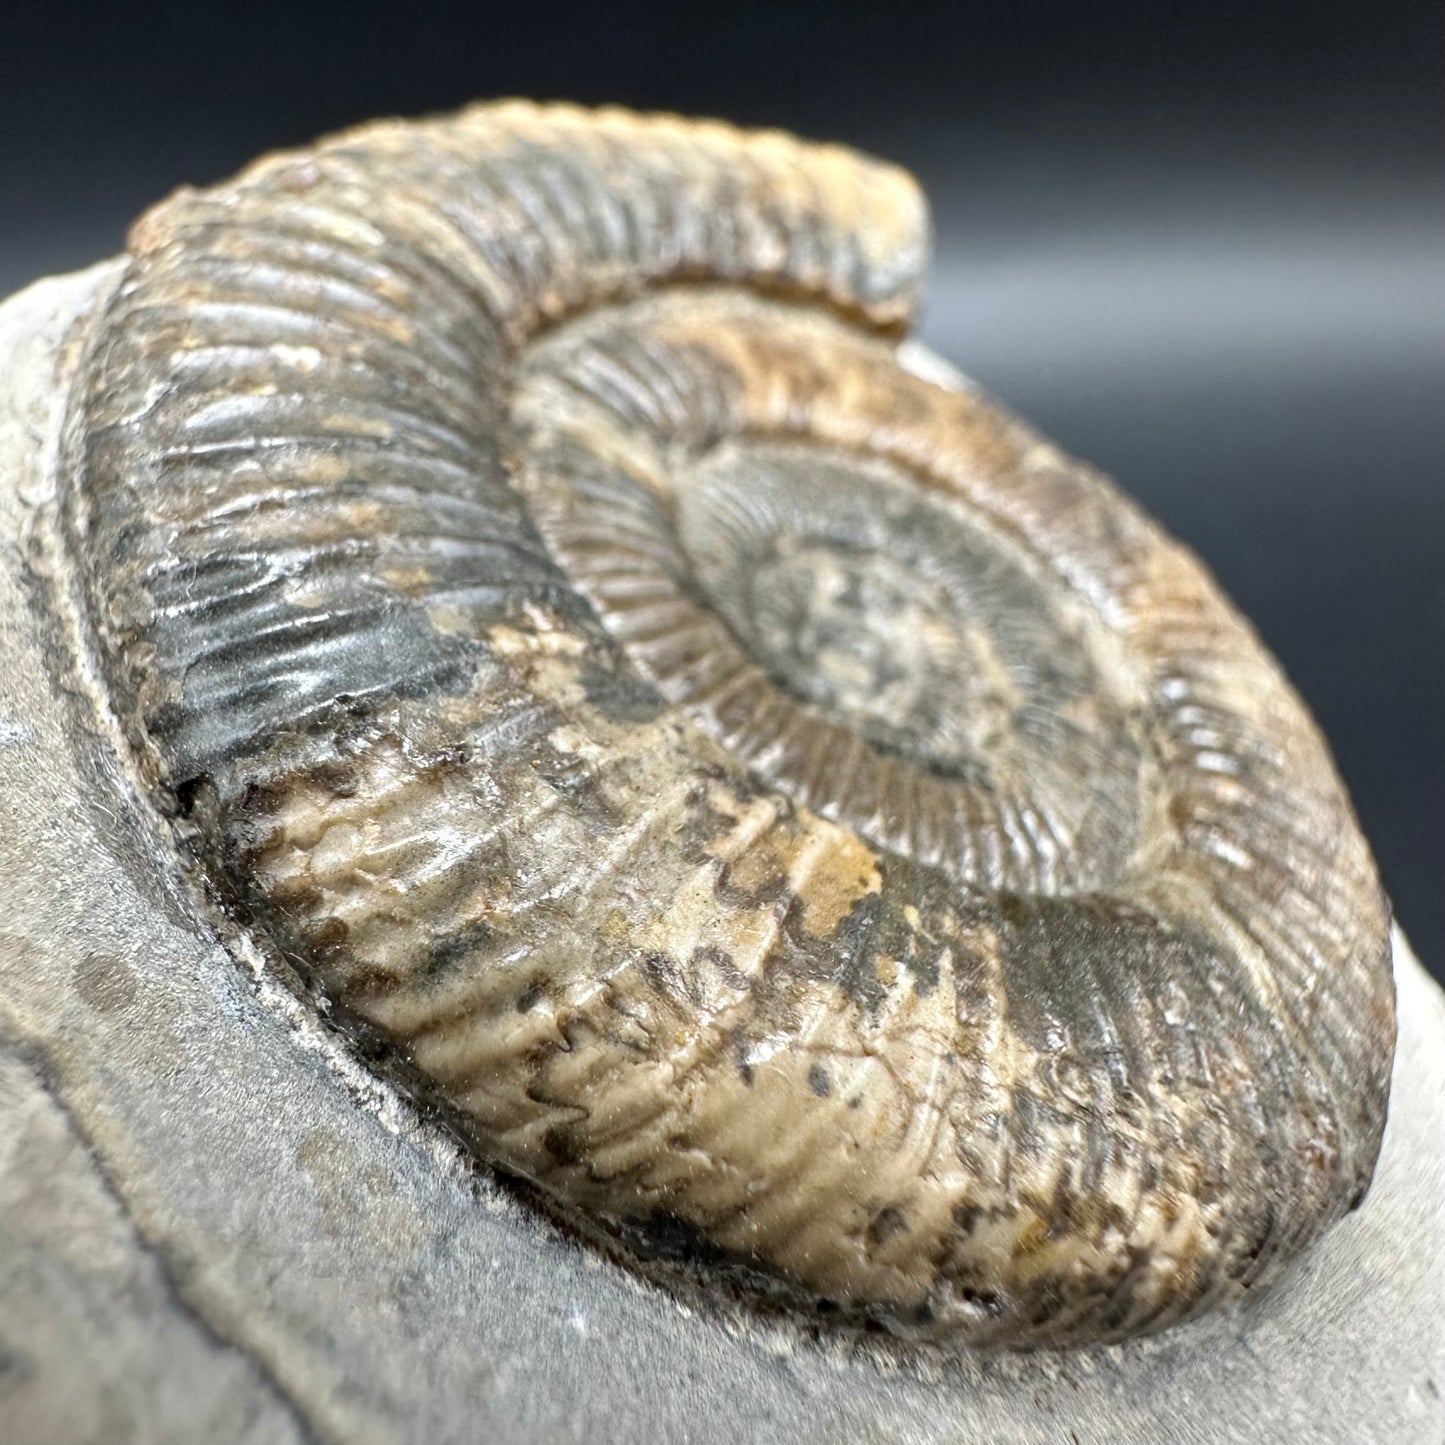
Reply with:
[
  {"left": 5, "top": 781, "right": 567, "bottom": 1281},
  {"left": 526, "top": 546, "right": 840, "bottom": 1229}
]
[{"left": 1, "top": 260, "right": 1441, "bottom": 1445}]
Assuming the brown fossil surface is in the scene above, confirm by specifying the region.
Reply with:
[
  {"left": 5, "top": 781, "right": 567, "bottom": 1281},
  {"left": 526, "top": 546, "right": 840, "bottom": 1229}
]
[{"left": 61, "top": 100, "right": 1395, "bottom": 1348}]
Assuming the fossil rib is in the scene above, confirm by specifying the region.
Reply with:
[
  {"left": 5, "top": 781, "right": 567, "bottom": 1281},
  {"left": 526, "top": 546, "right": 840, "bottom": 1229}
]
[{"left": 61, "top": 100, "right": 1395, "bottom": 1348}]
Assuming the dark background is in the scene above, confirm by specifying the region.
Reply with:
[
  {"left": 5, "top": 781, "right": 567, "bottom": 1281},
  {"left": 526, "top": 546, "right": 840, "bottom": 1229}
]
[{"left": 3, "top": 1, "right": 1441, "bottom": 975}]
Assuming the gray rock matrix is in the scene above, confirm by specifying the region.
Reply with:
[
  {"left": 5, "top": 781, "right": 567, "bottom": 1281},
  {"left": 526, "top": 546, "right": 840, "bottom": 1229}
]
[{"left": 1, "top": 261, "right": 1441, "bottom": 1445}]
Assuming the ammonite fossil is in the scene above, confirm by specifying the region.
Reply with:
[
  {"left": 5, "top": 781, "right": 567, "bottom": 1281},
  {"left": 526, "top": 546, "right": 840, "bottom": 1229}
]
[{"left": 60, "top": 100, "right": 1395, "bottom": 1349}]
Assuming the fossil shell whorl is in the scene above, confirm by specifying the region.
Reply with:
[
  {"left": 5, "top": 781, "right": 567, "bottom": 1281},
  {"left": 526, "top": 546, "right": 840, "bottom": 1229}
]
[{"left": 61, "top": 101, "right": 1395, "bottom": 1349}]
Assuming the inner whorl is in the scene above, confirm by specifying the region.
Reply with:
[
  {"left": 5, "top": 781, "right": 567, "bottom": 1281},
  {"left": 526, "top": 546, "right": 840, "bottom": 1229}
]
[{"left": 63, "top": 100, "right": 1395, "bottom": 1349}]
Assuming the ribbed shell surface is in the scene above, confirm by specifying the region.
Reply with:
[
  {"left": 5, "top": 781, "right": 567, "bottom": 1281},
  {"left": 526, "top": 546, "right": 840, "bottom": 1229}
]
[{"left": 62, "top": 101, "right": 1395, "bottom": 1348}]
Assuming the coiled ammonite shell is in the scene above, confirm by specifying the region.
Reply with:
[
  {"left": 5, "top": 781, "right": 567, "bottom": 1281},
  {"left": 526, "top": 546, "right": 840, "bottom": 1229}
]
[{"left": 61, "top": 101, "right": 1395, "bottom": 1349}]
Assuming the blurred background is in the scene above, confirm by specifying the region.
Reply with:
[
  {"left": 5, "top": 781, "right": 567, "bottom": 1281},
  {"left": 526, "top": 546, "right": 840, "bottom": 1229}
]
[{"left": 2, "top": 0, "right": 1441, "bottom": 974}]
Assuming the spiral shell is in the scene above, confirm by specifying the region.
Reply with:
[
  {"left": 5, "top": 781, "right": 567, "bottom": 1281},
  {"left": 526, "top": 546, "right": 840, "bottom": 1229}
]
[{"left": 61, "top": 101, "right": 1395, "bottom": 1348}]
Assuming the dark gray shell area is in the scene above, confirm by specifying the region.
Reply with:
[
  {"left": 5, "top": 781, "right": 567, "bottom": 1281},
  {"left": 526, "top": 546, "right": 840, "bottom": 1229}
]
[{"left": 60, "top": 101, "right": 1395, "bottom": 1349}]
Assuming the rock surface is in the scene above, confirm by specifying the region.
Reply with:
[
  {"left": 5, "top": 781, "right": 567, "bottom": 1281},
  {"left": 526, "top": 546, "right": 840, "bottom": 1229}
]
[{"left": 1, "top": 262, "right": 1441, "bottom": 1445}]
